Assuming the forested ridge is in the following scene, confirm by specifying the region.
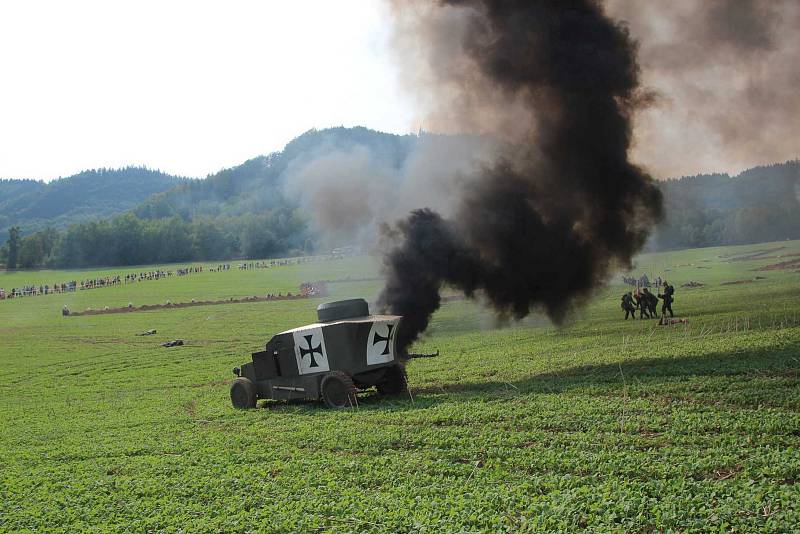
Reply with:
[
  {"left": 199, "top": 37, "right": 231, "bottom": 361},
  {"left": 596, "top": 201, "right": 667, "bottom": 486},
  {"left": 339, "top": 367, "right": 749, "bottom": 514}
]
[
  {"left": 0, "top": 127, "right": 797, "bottom": 269},
  {"left": 133, "top": 127, "right": 414, "bottom": 221},
  {"left": 0, "top": 167, "right": 186, "bottom": 240},
  {"left": 654, "top": 160, "right": 800, "bottom": 249}
]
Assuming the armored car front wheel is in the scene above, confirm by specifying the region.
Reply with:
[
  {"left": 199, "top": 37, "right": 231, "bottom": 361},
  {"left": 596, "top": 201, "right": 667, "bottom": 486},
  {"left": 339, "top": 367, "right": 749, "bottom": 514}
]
[
  {"left": 230, "top": 377, "right": 257, "bottom": 409},
  {"left": 320, "top": 371, "right": 357, "bottom": 409},
  {"left": 376, "top": 364, "right": 408, "bottom": 396}
]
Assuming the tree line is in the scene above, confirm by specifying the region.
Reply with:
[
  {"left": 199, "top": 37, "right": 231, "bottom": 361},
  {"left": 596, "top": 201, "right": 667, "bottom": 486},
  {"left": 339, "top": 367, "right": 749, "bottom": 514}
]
[
  {"left": 2, "top": 152, "right": 797, "bottom": 270},
  {"left": 651, "top": 161, "right": 800, "bottom": 250},
  {"left": 3, "top": 195, "right": 798, "bottom": 270},
  {"left": 652, "top": 201, "right": 800, "bottom": 250},
  {"left": 0, "top": 167, "right": 186, "bottom": 245},
  {"left": 1, "top": 210, "right": 308, "bottom": 269}
]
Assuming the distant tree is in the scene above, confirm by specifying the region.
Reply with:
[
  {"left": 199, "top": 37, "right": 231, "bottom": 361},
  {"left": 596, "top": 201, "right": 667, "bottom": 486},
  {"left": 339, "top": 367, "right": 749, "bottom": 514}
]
[
  {"left": 6, "top": 226, "right": 20, "bottom": 269},
  {"left": 190, "top": 219, "right": 233, "bottom": 260},
  {"left": 241, "top": 216, "right": 278, "bottom": 259},
  {"left": 154, "top": 217, "right": 193, "bottom": 263},
  {"left": 18, "top": 234, "right": 45, "bottom": 269}
]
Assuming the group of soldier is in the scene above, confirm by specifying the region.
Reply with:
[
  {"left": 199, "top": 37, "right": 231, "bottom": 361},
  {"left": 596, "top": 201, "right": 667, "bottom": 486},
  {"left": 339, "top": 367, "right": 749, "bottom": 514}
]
[
  {"left": 123, "top": 268, "right": 195, "bottom": 283},
  {"left": 2, "top": 266, "right": 204, "bottom": 302},
  {"left": 1, "top": 281, "right": 78, "bottom": 299},
  {"left": 621, "top": 281, "right": 675, "bottom": 320}
]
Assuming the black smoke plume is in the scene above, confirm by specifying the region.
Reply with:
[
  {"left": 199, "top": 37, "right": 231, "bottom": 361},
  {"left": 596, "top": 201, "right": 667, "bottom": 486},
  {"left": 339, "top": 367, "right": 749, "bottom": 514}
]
[{"left": 380, "top": 0, "right": 663, "bottom": 352}]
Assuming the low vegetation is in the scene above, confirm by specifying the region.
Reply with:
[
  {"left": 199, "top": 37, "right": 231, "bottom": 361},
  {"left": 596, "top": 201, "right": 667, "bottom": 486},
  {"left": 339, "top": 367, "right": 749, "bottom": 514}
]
[{"left": 1, "top": 241, "right": 799, "bottom": 531}]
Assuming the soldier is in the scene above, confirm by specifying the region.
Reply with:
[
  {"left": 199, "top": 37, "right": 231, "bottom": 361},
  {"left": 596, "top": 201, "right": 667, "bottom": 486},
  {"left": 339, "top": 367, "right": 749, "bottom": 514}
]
[
  {"left": 621, "top": 292, "right": 636, "bottom": 320},
  {"left": 633, "top": 290, "right": 649, "bottom": 319},
  {"left": 643, "top": 288, "right": 658, "bottom": 318},
  {"left": 658, "top": 281, "right": 675, "bottom": 318}
]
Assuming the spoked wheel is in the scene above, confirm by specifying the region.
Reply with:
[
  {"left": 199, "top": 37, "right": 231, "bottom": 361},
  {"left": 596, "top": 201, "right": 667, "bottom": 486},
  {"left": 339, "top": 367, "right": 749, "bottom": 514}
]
[
  {"left": 376, "top": 364, "right": 408, "bottom": 396},
  {"left": 230, "top": 377, "right": 257, "bottom": 409},
  {"left": 320, "top": 372, "right": 357, "bottom": 409}
]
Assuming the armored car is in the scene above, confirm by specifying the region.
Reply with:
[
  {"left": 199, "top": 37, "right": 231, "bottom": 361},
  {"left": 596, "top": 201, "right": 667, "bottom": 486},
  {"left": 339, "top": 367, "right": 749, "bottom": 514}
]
[{"left": 231, "top": 298, "right": 407, "bottom": 409}]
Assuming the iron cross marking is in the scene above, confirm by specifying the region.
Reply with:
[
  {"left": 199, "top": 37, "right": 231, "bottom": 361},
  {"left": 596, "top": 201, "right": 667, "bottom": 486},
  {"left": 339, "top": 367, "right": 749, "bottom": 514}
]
[
  {"left": 299, "top": 334, "right": 323, "bottom": 367},
  {"left": 372, "top": 324, "right": 394, "bottom": 356}
]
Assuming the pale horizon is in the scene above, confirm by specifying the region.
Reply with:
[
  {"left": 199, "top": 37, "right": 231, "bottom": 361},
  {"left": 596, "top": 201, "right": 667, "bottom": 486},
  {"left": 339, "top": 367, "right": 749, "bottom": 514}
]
[
  {"left": 0, "top": 0, "right": 417, "bottom": 182},
  {"left": 1, "top": 0, "right": 797, "bottom": 183}
]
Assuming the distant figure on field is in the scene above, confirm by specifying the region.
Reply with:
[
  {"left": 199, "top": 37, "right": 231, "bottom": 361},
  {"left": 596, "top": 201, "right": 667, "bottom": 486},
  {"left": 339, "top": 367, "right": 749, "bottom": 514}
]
[
  {"left": 658, "top": 281, "right": 675, "bottom": 318},
  {"left": 62, "top": 305, "right": 70, "bottom": 316},
  {"left": 621, "top": 292, "right": 636, "bottom": 320},
  {"left": 633, "top": 291, "right": 649, "bottom": 319},
  {"left": 643, "top": 288, "right": 658, "bottom": 318}
]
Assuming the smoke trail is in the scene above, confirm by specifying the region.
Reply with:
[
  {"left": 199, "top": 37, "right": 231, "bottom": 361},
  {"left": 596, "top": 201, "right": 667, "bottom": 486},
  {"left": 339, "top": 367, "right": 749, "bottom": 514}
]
[
  {"left": 281, "top": 131, "right": 497, "bottom": 251},
  {"left": 380, "top": 0, "right": 663, "bottom": 351},
  {"left": 605, "top": 0, "right": 800, "bottom": 178}
]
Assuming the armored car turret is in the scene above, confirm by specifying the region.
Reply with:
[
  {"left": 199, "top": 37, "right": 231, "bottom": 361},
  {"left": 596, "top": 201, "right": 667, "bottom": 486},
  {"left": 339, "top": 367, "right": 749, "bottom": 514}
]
[{"left": 230, "top": 298, "right": 407, "bottom": 409}]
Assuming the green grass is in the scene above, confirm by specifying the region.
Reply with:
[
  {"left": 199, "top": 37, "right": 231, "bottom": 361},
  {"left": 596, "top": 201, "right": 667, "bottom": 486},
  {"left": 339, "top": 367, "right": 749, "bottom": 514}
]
[{"left": 1, "top": 241, "right": 799, "bottom": 532}]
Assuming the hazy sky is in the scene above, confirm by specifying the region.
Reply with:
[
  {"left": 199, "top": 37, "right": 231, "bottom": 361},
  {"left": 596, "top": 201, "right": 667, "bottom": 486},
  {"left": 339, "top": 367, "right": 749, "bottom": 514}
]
[
  {"left": 0, "top": 0, "right": 416, "bottom": 181},
  {"left": 1, "top": 1, "right": 797, "bottom": 182}
]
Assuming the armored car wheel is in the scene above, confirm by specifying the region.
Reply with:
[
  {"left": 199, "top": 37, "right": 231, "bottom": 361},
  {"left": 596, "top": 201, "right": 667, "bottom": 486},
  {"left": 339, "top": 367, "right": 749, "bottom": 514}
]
[
  {"left": 320, "top": 371, "right": 357, "bottom": 409},
  {"left": 376, "top": 364, "right": 408, "bottom": 396},
  {"left": 230, "top": 377, "right": 257, "bottom": 409}
]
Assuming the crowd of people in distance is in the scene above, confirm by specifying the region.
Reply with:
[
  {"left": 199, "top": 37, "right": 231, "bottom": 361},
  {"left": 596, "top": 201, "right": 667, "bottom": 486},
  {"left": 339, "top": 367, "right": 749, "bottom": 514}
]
[
  {"left": 621, "top": 273, "right": 663, "bottom": 289},
  {"left": 621, "top": 279, "right": 675, "bottom": 321},
  {"left": 208, "top": 257, "right": 331, "bottom": 273},
  {"left": 124, "top": 267, "right": 202, "bottom": 283},
  {"left": 235, "top": 257, "right": 335, "bottom": 271},
  {"left": 1, "top": 281, "right": 78, "bottom": 299},
  {"left": 1, "top": 266, "right": 204, "bottom": 301},
  {"left": 1, "top": 255, "right": 344, "bottom": 303}
]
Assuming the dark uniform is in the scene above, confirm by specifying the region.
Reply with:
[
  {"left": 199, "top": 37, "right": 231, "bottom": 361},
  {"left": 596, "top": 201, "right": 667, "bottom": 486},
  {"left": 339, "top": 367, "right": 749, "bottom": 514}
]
[
  {"left": 658, "top": 282, "right": 675, "bottom": 318},
  {"left": 621, "top": 292, "right": 636, "bottom": 320},
  {"left": 633, "top": 292, "right": 649, "bottom": 319},
  {"left": 643, "top": 288, "right": 658, "bottom": 318}
]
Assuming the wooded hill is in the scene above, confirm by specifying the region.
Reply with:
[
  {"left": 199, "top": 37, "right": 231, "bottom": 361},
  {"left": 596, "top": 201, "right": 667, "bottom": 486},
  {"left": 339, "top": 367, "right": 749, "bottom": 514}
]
[
  {"left": 0, "top": 167, "right": 186, "bottom": 241},
  {"left": 132, "top": 128, "right": 800, "bottom": 254},
  {"left": 133, "top": 127, "right": 415, "bottom": 221},
  {"left": 654, "top": 160, "right": 800, "bottom": 249},
  {"left": 1, "top": 127, "right": 797, "bottom": 268}
]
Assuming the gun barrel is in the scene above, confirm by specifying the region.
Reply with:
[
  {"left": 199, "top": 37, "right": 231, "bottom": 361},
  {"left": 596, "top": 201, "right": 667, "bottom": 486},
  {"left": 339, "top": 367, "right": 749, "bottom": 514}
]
[{"left": 403, "top": 350, "right": 439, "bottom": 360}]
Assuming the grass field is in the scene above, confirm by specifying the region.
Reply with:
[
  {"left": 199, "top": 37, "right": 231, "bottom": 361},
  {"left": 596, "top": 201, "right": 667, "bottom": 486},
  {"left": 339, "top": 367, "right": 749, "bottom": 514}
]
[{"left": 1, "top": 241, "right": 799, "bottom": 532}]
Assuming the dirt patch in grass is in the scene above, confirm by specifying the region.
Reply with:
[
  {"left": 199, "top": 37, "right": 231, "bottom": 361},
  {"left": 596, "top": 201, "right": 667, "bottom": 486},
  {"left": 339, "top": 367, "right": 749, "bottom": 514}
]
[
  {"left": 67, "top": 293, "right": 316, "bottom": 316},
  {"left": 183, "top": 399, "right": 197, "bottom": 418},
  {"left": 719, "top": 275, "right": 767, "bottom": 285},
  {"left": 755, "top": 258, "right": 800, "bottom": 271},
  {"left": 712, "top": 466, "right": 743, "bottom": 481},
  {"left": 722, "top": 247, "right": 785, "bottom": 261},
  {"left": 692, "top": 465, "right": 743, "bottom": 481}
]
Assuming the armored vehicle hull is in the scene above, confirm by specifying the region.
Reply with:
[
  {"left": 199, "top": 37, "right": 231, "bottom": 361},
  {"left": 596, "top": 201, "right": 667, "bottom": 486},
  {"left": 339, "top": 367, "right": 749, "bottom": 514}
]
[{"left": 231, "top": 299, "right": 406, "bottom": 409}]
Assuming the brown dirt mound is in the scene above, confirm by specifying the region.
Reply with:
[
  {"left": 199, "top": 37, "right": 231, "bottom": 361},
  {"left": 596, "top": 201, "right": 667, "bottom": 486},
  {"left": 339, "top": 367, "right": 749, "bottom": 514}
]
[
  {"left": 739, "top": 252, "right": 800, "bottom": 262},
  {"left": 755, "top": 258, "right": 800, "bottom": 272},
  {"left": 720, "top": 279, "right": 757, "bottom": 285},
  {"left": 68, "top": 293, "right": 314, "bottom": 316},
  {"left": 722, "top": 247, "right": 785, "bottom": 261},
  {"left": 681, "top": 281, "right": 704, "bottom": 288}
]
